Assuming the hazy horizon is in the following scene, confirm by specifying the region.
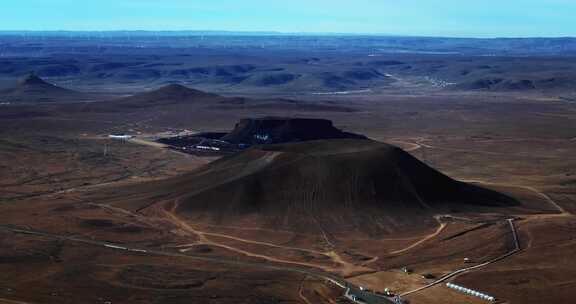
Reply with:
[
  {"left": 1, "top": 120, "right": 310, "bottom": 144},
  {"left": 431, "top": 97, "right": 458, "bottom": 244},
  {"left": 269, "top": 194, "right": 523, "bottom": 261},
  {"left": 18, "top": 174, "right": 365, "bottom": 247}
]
[
  {"left": 3, "top": 0, "right": 576, "bottom": 38},
  {"left": 1, "top": 30, "right": 575, "bottom": 40}
]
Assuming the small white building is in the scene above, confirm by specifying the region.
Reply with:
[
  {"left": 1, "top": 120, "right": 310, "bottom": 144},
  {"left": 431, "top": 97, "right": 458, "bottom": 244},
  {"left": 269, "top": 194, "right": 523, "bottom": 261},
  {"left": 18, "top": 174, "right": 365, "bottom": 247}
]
[
  {"left": 108, "top": 134, "right": 133, "bottom": 140},
  {"left": 195, "top": 145, "right": 221, "bottom": 151}
]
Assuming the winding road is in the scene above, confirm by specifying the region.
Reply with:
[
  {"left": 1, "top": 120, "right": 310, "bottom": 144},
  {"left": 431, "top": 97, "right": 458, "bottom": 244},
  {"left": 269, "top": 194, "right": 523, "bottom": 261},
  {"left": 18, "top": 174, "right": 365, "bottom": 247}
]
[
  {"left": 0, "top": 224, "right": 395, "bottom": 304},
  {"left": 400, "top": 218, "right": 521, "bottom": 297},
  {"left": 389, "top": 216, "right": 447, "bottom": 255}
]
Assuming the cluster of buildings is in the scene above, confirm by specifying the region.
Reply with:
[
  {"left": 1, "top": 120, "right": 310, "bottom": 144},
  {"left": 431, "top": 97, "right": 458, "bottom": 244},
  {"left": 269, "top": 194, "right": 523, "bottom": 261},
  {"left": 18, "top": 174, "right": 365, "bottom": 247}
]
[{"left": 446, "top": 283, "right": 495, "bottom": 302}]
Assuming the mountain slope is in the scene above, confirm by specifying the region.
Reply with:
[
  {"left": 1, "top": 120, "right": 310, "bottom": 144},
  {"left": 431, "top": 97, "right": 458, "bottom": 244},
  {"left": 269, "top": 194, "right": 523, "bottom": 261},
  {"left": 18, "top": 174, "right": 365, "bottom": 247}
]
[
  {"left": 110, "top": 84, "right": 223, "bottom": 108},
  {"left": 0, "top": 74, "right": 89, "bottom": 103},
  {"left": 108, "top": 139, "right": 518, "bottom": 236},
  {"left": 82, "top": 84, "right": 357, "bottom": 113}
]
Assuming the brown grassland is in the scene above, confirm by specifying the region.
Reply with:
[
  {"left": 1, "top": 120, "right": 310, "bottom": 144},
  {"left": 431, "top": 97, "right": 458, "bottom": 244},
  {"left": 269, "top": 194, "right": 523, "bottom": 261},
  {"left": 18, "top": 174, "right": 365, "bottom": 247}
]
[{"left": 0, "top": 89, "right": 575, "bottom": 304}]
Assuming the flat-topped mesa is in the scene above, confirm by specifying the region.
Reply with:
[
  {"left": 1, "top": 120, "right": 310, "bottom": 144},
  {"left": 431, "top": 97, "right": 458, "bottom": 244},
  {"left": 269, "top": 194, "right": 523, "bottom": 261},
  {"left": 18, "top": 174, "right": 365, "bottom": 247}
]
[{"left": 221, "top": 117, "right": 367, "bottom": 145}]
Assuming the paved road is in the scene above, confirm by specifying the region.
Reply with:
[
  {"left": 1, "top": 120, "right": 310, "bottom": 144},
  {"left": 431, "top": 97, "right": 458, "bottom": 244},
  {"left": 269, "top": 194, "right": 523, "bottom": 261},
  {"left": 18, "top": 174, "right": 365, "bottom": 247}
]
[{"left": 0, "top": 224, "right": 394, "bottom": 304}]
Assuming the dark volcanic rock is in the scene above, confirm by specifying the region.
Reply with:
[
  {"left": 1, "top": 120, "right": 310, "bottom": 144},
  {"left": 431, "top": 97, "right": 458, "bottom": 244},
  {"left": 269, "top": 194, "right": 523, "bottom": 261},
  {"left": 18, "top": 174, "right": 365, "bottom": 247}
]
[
  {"left": 221, "top": 117, "right": 367, "bottom": 145},
  {"left": 121, "top": 139, "right": 519, "bottom": 235}
]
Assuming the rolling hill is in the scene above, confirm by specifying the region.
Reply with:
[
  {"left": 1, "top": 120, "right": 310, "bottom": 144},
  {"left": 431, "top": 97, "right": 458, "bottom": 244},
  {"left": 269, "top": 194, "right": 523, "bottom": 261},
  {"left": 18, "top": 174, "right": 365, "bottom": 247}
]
[
  {"left": 83, "top": 84, "right": 356, "bottom": 113},
  {"left": 0, "top": 74, "right": 91, "bottom": 103},
  {"left": 108, "top": 84, "right": 223, "bottom": 108}
]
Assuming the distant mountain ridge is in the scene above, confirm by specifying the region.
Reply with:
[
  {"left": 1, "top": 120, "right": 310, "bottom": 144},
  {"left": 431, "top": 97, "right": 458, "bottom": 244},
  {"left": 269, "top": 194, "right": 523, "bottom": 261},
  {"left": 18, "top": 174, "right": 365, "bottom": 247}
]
[
  {"left": 115, "top": 84, "right": 220, "bottom": 106},
  {"left": 84, "top": 84, "right": 356, "bottom": 113}
]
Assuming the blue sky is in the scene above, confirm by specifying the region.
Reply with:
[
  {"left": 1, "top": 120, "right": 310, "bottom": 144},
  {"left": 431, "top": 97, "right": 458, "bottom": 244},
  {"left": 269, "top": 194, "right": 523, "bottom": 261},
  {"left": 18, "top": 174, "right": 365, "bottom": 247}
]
[{"left": 2, "top": 0, "right": 575, "bottom": 37}]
